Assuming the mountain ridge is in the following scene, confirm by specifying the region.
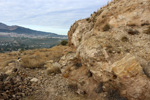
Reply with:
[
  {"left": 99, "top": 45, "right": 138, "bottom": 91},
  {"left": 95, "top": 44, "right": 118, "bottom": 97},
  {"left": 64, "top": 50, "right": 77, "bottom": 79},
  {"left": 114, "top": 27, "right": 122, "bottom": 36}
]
[{"left": 0, "top": 22, "right": 66, "bottom": 37}]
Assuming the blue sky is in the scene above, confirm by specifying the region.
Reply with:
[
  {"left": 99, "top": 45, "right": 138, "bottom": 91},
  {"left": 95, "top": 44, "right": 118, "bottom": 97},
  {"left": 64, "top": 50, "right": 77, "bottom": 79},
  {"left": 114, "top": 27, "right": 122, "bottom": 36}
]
[{"left": 0, "top": 0, "right": 110, "bottom": 35}]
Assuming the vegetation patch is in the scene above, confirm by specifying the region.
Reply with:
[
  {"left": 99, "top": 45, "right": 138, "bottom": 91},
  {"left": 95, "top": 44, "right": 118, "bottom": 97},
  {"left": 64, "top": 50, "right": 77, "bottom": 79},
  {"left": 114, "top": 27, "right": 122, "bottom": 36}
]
[
  {"left": 60, "top": 40, "right": 68, "bottom": 46},
  {"left": 68, "top": 83, "right": 78, "bottom": 91},
  {"left": 86, "top": 18, "right": 91, "bottom": 23},
  {"left": 75, "top": 63, "right": 82, "bottom": 68},
  {"left": 78, "top": 38, "right": 81, "bottom": 42},
  {"left": 95, "top": 83, "right": 103, "bottom": 93},
  {"left": 0, "top": 36, "right": 63, "bottom": 53},
  {"left": 144, "top": 26, "right": 150, "bottom": 35},
  {"left": 73, "top": 58, "right": 82, "bottom": 69},
  {"left": 103, "top": 24, "right": 111, "bottom": 31},
  {"left": 20, "top": 46, "right": 71, "bottom": 69},
  {"left": 128, "top": 29, "right": 139, "bottom": 35},
  {"left": 21, "top": 56, "right": 46, "bottom": 69},
  {"left": 141, "top": 22, "right": 150, "bottom": 26},
  {"left": 121, "top": 36, "right": 129, "bottom": 42},
  {"left": 46, "top": 67, "right": 61, "bottom": 75},
  {"left": 107, "top": 89, "right": 128, "bottom": 100},
  {"left": 87, "top": 70, "right": 93, "bottom": 77}
]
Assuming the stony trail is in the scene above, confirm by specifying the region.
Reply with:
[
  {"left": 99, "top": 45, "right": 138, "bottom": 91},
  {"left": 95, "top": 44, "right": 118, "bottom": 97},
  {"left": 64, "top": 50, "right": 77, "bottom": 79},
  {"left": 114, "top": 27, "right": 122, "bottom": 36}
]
[{"left": 0, "top": 60, "right": 87, "bottom": 100}]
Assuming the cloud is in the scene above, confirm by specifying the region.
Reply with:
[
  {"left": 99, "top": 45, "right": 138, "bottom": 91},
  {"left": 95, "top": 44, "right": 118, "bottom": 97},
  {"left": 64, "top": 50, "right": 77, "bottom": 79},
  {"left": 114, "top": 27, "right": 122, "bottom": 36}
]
[{"left": 0, "top": 0, "right": 109, "bottom": 34}]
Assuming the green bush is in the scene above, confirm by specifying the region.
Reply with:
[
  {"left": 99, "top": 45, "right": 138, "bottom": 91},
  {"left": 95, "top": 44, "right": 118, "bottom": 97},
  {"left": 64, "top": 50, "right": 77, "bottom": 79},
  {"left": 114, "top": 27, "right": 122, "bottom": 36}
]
[
  {"left": 86, "top": 18, "right": 91, "bottom": 23},
  {"left": 121, "top": 36, "right": 129, "bottom": 42},
  {"left": 60, "top": 40, "right": 68, "bottom": 46},
  {"left": 128, "top": 29, "right": 139, "bottom": 35},
  {"left": 144, "top": 26, "right": 150, "bottom": 35},
  {"left": 103, "top": 24, "right": 110, "bottom": 31}
]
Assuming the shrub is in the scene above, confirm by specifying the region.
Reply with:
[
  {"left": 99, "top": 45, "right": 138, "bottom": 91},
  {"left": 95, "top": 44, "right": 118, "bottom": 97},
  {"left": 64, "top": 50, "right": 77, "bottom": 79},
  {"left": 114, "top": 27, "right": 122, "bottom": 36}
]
[
  {"left": 75, "top": 63, "right": 82, "bottom": 68},
  {"left": 46, "top": 66, "right": 61, "bottom": 75},
  {"left": 68, "top": 83, "right": 78, "bottom": 91},
  {"left": 67, "top": 51, "right": 73, "bottom": 54},
  {"left": 87, "top": 70, "right": 93, "bottom": 77},
  {"left": 78, "top": 38, "right": 81, "bottom": 42},
  {"left": 144, "top": 26, "right": 150, "bottom": 35},
  {"left": 86, "top": 18, "right": 91, "bottom": 23},
  {"left": 107, "top": 89, "right": 128, "bottom": 100},
  {"left": 21, "top": 56, "right": 45, "bottom": 69},
  {"left": 95, "top": 83, "right": 103, "bottom": 93},
  {"left": 103, "top": 24, "right": 110, "bottom": 31},
  {"left": 60, "top": 40, "right": 68, "bottom": 46},
  {"left": 73, "top": 58, "right": 82, "bottom": 69},
  {"left": 121, "top": 36, "right": 129, "bottom": 42},
  {"left": 128, "top": 29, "right": 139, "bottom": 35},
  {"left": 141, "top": 22, "right": 150, "bottom": 26}
]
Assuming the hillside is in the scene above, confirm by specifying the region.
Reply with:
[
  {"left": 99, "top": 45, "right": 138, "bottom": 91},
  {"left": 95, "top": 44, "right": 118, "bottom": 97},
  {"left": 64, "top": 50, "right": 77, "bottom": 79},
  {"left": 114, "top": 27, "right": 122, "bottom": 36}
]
[
  {"left": 1, "top": 0, "right": 150, "bottom": 100},
  {"left": 0, "top": 46, "right": 84, "bottom": 100},
  {"left": 0, "top": 22, "right": 66, "bottom": 37}
]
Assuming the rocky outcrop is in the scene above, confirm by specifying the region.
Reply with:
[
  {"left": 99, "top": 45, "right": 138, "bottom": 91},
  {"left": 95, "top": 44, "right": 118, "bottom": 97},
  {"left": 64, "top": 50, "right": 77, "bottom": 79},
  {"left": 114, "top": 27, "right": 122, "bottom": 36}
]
[
  {"left": 0, "top": 70, "right": 33, "bottom": 100},
  {"left": 112, "top": 54, "right": 150, "bottom": 100},
  {"left": 61, "top": 0, "right": 150, "bottom": 100}
]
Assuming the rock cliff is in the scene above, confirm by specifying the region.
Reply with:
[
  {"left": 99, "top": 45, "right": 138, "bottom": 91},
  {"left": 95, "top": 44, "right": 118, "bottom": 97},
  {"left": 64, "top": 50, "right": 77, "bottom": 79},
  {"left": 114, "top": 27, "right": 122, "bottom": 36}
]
[{"left": 60, "top": 0, "right": 150, "bottom": 100}]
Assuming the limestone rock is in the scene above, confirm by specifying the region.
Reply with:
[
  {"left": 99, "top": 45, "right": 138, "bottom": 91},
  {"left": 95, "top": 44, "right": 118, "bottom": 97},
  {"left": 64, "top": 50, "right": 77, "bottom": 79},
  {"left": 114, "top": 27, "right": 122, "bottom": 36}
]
[
  {"left": 64, "top": 0, "right": 150, "bottom": 99},
  {"left": 112, "top": 54, "right": 143, "bottom": 78},
  {"left": 59, "top": 53, "right": 76, "bottom": 73},
  {"left": 30, "top": 78, "right": 38, "bottom": 82},
  {"left": 111, "top": 54, "right": 150, "bottom": 100}
]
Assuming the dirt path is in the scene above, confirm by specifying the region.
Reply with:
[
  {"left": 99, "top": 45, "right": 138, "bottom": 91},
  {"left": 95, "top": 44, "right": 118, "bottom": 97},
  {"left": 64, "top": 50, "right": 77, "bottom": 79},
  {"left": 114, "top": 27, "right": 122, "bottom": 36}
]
[{"left": 22, "top": 66, "right": 87, "bottom": 100}]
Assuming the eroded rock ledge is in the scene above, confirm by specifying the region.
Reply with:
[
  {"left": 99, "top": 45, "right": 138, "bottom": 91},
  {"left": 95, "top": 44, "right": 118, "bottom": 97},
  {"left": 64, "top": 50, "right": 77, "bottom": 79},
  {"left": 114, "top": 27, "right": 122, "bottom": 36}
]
[{"left": 60, "top": 0, "right": 150, "bottom": 100}]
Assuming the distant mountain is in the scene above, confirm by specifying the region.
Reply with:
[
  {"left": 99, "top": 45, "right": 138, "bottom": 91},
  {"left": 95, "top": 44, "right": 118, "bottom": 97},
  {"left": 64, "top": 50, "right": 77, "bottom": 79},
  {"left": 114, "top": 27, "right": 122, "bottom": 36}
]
[{"left": 0, "top": 22, "right": 66, "bottom": 37}]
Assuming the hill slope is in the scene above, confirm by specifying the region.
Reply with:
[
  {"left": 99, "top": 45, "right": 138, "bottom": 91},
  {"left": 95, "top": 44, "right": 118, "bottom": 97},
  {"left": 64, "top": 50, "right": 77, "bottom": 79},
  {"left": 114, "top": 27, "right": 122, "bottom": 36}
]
[{"left": 1, "top": 0, "right": 150, "bottom": 100}]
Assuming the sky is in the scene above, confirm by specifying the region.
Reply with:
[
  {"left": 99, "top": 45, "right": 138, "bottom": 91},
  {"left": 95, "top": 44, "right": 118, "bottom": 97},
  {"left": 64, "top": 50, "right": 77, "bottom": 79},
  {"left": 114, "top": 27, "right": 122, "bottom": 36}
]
[{"left": 0, "top": 0, "right": 110, "bottom": 35}]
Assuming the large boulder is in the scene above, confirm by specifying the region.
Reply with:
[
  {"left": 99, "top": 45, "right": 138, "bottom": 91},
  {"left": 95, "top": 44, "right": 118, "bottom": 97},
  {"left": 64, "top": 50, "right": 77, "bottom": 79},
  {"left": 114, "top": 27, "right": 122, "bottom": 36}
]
[{"left": 111, "top": 54, "right": 150, "bottom": 100}]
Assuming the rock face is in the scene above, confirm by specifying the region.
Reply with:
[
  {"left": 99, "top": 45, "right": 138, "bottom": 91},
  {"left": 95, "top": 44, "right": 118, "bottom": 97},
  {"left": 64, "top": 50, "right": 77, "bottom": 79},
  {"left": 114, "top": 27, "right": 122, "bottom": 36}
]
[
  {"left": 61, "top": 0, "right": 150, "bottom": 100},
  {"left": 112, "top": 54, "right": 150, "bottom": 100}
]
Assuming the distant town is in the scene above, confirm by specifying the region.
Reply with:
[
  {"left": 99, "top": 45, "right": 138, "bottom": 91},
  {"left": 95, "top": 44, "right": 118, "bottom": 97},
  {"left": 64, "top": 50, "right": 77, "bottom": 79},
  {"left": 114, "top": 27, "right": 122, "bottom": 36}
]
[{"left": 0, "top": 34, "right": 67, "bottom": 53}]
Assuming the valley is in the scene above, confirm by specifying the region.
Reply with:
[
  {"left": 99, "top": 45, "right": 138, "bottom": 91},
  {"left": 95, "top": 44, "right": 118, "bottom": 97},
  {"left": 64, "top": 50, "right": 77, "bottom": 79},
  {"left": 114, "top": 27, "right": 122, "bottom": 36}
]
[
  {"left": 0, "top": 22, "right": 67, "bottom": 52},
  {"left": 0, "top": 35, "right": 67, "bottom": 53}
]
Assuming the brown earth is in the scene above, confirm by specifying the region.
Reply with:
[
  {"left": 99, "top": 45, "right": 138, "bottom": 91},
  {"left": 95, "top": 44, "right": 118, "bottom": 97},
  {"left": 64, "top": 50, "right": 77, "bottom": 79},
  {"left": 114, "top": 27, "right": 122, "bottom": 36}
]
[{"left": 0, "top": 46, "right": 87, "bottom": 100}]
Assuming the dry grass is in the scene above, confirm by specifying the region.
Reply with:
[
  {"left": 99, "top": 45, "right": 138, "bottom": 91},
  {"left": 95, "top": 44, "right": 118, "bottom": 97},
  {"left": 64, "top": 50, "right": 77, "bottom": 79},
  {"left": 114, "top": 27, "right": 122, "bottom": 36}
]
[
  {"left": 144, "top": 26, "right": 150, "bottom": 35},
  {"left": 20, "top": 46, "right": 72, "bottom": 69},
  {"left": 21, "top": 56, "right": 46, "bottom": 69},
  {"left": 46, "top": 67, "right": 61, "bottom": 75},
  {"left": 0, "top": 45, "right": 72, "bottom": 69},
  {"left": 2, "top": 59, "right": 16, "bottom": 68},
  {"left": 0, "top": 52, "right": 18, "bottom": 69}
]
